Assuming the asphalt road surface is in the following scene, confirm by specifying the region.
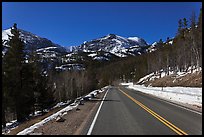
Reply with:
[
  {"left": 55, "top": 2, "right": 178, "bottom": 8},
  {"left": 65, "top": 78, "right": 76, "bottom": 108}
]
[{"left": 85, "top": 86, "right": 202, "bottom": 135}]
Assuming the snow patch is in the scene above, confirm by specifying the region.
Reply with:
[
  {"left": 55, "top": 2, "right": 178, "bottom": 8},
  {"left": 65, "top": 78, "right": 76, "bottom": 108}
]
[
  {"left": 88, "top": 53, "right": 97, "bottom": 57},
  {"left": 128, "top": 37, "right": 140, "bottom": 42},
  {"left": 168, "top": 40, "right": 173, "bottom": 44},
  {"left": 2, "top": 29, "right": 12, "bottom": 40},
  {"left": 36, "top": 47, "right": 57, "bottom": 52},
  {"left": 121, "top": 83, "right": 202, "bottom": 107},
  {"left": 93, "top": 56, "right": 109, "bottom": 61}
]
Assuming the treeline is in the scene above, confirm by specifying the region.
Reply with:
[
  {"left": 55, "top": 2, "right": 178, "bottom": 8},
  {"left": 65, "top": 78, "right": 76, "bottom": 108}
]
[
  {"left": 49, "top": 67, "right": 98, "bottom": 103},
  {"left": 97, "top": 9, "right": 202, "bottom": 85},
  {"left": 146, "top": 9, "right": 202, "bottom": 77}
]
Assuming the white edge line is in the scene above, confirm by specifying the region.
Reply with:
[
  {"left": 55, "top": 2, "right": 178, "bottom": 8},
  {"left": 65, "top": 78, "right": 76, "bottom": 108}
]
[
  {"left": 155, "top": 97, "right": 202, "bottom": 115},
  {"left": 87, "top": 88, "right": 109, "bottom": 135},
  {"left": 126, "top": 87, "right": 202, "bottom": 115}
]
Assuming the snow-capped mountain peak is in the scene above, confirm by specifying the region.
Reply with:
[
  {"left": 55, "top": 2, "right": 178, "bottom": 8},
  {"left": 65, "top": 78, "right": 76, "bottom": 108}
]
[
  {"left": 2, "top": 28, "right": 67, "bottom": 58},
  {"left": 127, "top": 36, "right": 148, "bottom": 47},
  {"left": 75, "top": 34, "right": 149, "bottom": 57}
]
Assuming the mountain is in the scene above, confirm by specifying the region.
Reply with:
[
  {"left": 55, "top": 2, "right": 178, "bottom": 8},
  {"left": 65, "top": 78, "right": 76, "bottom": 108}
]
[
  {"left": 2, "top": 28, "right": 154, "bottom": 71},
  {"left": 2, "top": 28, "right": 67, "bottom": 57},
  {"left": 74, "top": 34, "right": 150, "bottom": 57},
  {"left": 64, "top": 46, "right": 77, "bottom": 53},
  {"left": 2, "top": 28, "right": 150, "bottom": 61},
  {"left": 2, "top": 28, "right": 71, "bottom": 72}
]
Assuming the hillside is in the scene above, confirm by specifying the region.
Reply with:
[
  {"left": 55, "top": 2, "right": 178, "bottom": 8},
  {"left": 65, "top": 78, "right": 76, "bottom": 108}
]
[{"left": 137, "top": 68, "right": 202, "bottom": 87}]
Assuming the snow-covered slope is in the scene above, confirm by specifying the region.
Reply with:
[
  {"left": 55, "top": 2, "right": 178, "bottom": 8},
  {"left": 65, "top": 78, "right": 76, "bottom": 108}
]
[
  {"left": 3, "top": 27, "right": 172, "bottom": 71},
  {"left": 75, "top": 34, "right": 149, "bottom": 57},
  {"left": 2, "top": 28, "right": 67, "bottom": 55},
  {"left": 2, "top": 28, "right": 71, "bottom": 72},
  {"left": 3, "top": 28, "right": 150, "bottom": 61}
]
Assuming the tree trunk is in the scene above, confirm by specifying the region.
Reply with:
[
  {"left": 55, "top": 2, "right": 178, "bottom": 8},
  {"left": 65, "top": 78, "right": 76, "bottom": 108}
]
[{"left": 2, "top": 104, "right": 6, "bottom": 128}]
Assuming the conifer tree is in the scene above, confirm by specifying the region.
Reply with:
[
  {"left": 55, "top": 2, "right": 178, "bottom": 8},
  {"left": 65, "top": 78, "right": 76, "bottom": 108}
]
[
  {"left": 177, "top": 19, "right": 183, "bottom": 35},
  {"left": 3, "top": 23, "right": 27, "bottom": 122},
  {"left": 183, "top": 18, "right": 188, "bottom": 29},
  {"left": 2, "top": 40, "right": 7, "bottom": 128},
  {"left": 198, "top": 8, "right": 202, "bottom": 30},
  {"left": 190, "top": 11, "right": 196, "bottom": 30},
  {"left": 197, "top": 8, "right": 202, "bottom": 68},
  {"left": 37, "top": 72, "right": 55, "bottom": 114}
]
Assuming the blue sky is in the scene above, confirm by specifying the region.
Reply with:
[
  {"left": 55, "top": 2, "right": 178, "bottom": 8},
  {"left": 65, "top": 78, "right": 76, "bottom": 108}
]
[{"left": 2, "top": 2, "right": 202, "bottom": 47}]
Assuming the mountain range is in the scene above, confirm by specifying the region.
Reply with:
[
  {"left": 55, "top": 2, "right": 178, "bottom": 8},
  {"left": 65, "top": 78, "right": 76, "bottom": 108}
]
[{"left": 2, "top": 28, "right": 171, "bottom": 71}]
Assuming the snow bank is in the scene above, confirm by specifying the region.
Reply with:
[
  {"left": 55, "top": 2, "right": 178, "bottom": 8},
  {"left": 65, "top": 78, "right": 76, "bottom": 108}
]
[
  {"left": 17, "top": 103, "right": 78, "bottom": 135},
  {"left": 121, "top": 83, "right": 202, "bottom": 107},
  {"left": 52, "top": 100, "right": 71, "bottom": 109},
  {"left": 16, "top": 86, "right": 109, "bottom": 135},
  {"left": 2, "top": 120, "right": 19, "bottom": 135}
]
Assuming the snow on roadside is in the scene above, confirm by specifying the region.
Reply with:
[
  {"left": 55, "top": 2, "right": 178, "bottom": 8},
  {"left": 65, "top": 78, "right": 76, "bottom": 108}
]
[
  {"left": 52, "top": 100, "right": 71, "bottom": 109},
  {"left": 2, "top": 120, "right": 19, "bottom": 135},
  {"left": 121, "top": 83, "right": 202, "bottom": 107},
  {"left": 17, "top": 103, "right": 78, "bottom": 135},
  {"left": 16, "top": 86, "right": 109, "bottom": 135},
  {"left": 2, "top": 100, "right": 73, "bottom": 135}
]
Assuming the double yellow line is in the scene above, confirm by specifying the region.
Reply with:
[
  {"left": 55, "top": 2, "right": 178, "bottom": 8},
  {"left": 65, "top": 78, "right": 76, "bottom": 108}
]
[{"left": 118, "top": 88, "right": 188, "bottom": 135}]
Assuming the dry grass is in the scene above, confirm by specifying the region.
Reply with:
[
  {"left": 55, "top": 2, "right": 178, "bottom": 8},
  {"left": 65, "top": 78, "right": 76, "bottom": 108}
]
[{"left": 144, "top": 71, "right": 202, "bottom": 87}]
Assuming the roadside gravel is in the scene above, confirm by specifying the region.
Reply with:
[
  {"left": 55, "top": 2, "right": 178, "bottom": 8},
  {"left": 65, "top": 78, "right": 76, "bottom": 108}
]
[{"left": 30, "top": 91, "right": 106, "bottom": 135}]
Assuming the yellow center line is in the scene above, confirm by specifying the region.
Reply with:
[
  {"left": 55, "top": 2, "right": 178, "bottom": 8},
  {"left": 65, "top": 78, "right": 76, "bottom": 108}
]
[{"left": 118, "top": 88, "right": 188, "bottom": 135}]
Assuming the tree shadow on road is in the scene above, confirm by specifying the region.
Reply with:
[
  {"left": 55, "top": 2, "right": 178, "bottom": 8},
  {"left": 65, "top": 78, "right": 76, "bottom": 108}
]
[{"left": 88, "top": 99, "right": 120, "bottom": 102}]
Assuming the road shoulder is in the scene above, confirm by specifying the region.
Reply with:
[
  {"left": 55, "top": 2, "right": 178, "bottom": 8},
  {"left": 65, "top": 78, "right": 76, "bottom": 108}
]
[{"left": 30, "top": 91, "right": 106, "bottom": 135}]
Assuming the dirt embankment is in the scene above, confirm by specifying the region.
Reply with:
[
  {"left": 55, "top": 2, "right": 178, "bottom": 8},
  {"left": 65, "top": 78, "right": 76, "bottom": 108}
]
[
  {"left": 32, "top": 92, "right": 105, "bottom": 135},
  {"left": 7, "top": 91, "right": 106, "bottom": 135},
  {"left": 143, "top": 71, "right": 202, "bottom": 87}
]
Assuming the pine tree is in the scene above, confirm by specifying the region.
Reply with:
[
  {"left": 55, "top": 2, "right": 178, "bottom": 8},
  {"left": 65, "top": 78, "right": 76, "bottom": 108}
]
[
  {"left": 3, "top": 23, "right": 27, "bottom": 122},
  {"left": 197, "top": 8, "right": 202, "bottom": 68},
  {"left": 183, "top": 18, "right": 188, "bottom": 29},
  {"left": 190, "top": 11, "right": 200, "bottom": 69},
  {"left": 198, "top": 8, "right": 202, "bottom": 30},
  {"left": 177, "top": 19, "right": 183, "bottom": 35},
  {"left": 166, "top": 37, "right": 170, "bottom": 42},
  {"left": 37, "top": 73, "right": 55, "bottom": 114},
  {"left": 30, "top": 53, "right": 56, "bottom": 114},
  {"left": 2, "top": 40, "right": 7, "bottom": 128},
  {"left": 3, "top": 23, "right": 38, "bottom": 122},
  {"left": 27, "top": 46, "right": 43, "bottom": 115},
  {"left": 190, "top": 11, "right": 196, "bottom": 30},
  {"left": 157, "top": 39, "right": 163, "bottom": 48},
  {"left": 21, "top": 62, "right": 36, "bottom": 117},
  {"left": 158, "top": 39, "right": 163, "bottom": 44}
]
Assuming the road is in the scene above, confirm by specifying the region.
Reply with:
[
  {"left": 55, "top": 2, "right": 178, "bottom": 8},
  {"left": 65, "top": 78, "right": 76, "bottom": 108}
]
[{"left": 84, "top": 86, "right": 202, "bottom": 135}]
